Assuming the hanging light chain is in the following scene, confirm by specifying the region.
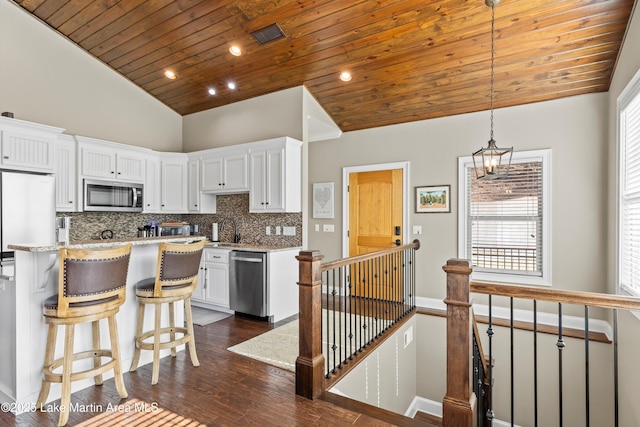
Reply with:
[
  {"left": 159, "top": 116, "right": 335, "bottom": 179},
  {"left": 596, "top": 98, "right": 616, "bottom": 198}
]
[{"left": 489, "top": 1, "right": 495, "bottom": 141}]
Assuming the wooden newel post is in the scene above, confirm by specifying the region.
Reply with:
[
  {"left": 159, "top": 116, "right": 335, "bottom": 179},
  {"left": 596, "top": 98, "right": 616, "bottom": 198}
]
[
  {"left": 442, "top": 259, "right": 477, "bottom": 427},
  {"left": 295, "top": 250, "right": 325, "bottom": 399}
]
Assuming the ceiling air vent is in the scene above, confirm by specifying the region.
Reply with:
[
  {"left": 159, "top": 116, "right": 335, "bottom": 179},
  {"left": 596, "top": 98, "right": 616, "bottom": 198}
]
[{"left": 251, "top": 23, "right": 285, "bottom": 45}]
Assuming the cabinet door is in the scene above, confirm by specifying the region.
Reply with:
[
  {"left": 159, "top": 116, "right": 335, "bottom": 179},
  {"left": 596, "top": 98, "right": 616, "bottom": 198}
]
[
  {"left": 55, "top": 136, "right": 76, "bottom": 211},
  {"left": 205, "top": 263, "right": 229, "bottom": 307},
  {"left": 80, "top": 144, "right": 116, "bottom": 179},
  {"left": 116, "top": 151, "right": 145, "bottom": 182},
  {"left": 1, "top": 130, "right": 55, "bottom": 172},
  {"left": 265, "top": 147, "right": 285, "bottom": 211},
  {"left": 160, "top": 158, "right": 187, "bottom": 212},
  {"left": 192, "top": 264, "right": 207, "bottom": 302},
  {"left": 187, "top": 159, "right": 200, "bottom": 211},
  {"left": 144, "top": 156, "right": 160, "bottom": 212},
  {"left": 200, "top": 156, "right": 223, "bottom": 191},
  {"left": 222, "top": 152, "right": 249, "bottom": 192},
  {"left": 249, "top": 150, "right": 267, "bottom": 211}
]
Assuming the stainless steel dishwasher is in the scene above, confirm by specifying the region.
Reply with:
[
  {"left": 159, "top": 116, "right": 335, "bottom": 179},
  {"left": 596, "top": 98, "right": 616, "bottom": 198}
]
[{"left": 229, "top": 251, "right": 267, "bottom": 317}]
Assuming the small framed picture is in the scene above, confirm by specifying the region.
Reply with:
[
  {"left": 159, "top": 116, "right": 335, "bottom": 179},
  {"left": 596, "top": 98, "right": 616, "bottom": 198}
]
[
  {"left": 415, "top": 185, "right": 451, "bottom": 213},
  {"left": 313, "top": 182, "right": 334, "bottom": 218}
]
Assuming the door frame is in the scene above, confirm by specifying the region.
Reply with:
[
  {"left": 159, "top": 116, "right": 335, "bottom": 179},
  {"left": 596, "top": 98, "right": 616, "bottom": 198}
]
[{"left": 342, "top": 161, "right": 410, "bottom": 258}]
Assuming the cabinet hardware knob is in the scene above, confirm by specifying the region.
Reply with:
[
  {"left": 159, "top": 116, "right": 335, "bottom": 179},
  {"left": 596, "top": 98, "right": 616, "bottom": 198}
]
[{"left": 111, "top": 171, "right": 114, "bottom": 174}]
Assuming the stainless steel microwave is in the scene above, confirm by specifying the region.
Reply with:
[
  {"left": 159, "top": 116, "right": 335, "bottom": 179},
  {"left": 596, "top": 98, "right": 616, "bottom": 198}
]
[{"left": 83, "top": 179, "right": 143, "bottom": 212}]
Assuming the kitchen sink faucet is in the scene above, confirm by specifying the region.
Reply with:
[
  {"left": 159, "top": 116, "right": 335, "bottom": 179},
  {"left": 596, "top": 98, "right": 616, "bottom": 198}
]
[{"left": 220, "top": 217, "right": 241, "bottom": 243}]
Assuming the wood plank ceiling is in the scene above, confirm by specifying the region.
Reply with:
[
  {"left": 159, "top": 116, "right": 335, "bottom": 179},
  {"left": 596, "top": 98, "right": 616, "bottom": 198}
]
[{"left": 13, "top": 0, "right": 635, "bottom": 132}]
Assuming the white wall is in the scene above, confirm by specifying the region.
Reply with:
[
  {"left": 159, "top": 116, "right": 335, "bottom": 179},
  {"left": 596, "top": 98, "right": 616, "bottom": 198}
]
[
  {"left": 0, "top": 1, "right": 182, "bottom": 151},
  {"left": 182, "top": 87, "right": 303, "bottom": 151},
  {"left": 308, "top": 93, "right": 609, "bottom": 299},
  {"left": 607, "top": 2, "right": 640, "bottom": 426}
]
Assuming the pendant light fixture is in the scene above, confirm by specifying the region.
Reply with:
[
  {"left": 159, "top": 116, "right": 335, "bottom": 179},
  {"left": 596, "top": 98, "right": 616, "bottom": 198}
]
[{"left": 472, "top": 0, "right": 513, "bottom": 180}]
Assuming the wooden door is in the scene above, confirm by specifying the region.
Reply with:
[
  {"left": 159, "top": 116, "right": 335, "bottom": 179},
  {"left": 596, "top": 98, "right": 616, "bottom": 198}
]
[{"left": 348, "top": 169, "right": 403, "bottom": 299}]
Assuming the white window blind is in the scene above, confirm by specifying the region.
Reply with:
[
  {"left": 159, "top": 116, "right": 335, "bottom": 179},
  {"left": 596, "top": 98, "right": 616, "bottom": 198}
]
[
  {"left": 620, "top": 82, "right": 640, "bottom": 296},
  {"left": 467, "top": 162, "right": 543, "bottom": 276},
  {"left": 458, "top": 149, "right": 551, "bottom": 286}
]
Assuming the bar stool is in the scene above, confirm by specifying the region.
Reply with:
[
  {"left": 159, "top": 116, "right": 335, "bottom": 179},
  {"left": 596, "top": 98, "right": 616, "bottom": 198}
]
[
  {"left": 36, "top": 244, "right": 132, "bottom": 427},
  {"left": 129, "top": 240, "right": 205, "bottom": 385}
]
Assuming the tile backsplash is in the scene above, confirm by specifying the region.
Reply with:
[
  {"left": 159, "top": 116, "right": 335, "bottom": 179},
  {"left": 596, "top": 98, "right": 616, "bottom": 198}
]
[{"left": 60, "top": 193, "right": 302, "bottom": 246}]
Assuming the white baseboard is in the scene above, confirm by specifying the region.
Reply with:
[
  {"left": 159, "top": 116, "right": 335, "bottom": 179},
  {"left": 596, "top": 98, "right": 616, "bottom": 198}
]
[{"left": 404, "top": 396, "right": 521, "bottom": 427}]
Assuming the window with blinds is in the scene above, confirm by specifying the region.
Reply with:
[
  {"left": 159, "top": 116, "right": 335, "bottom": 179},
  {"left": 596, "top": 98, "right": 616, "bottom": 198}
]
[
  {"left": 619, "top": 74, "right": 640, "bottom": 296},
  {"left": 467, "top": 162, "right": 543, "bottom": 276},
  {"left": 458, "top": 149, "right": 551, "bottom": 286}
]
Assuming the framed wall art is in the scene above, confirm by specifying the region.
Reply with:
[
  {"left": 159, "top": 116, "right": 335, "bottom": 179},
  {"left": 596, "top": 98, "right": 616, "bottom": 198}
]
[
  {"left": 313, "top": 182, "right": 334, "bottom": 218},
  {"left": 415, "top": 185, "right": 451, "bottom": 213}
]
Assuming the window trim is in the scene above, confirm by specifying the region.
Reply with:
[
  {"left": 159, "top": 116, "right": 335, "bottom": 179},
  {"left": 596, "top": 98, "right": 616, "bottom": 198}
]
[
  {"left": 458, "top": 149, "right": 552, "bottom": 286},
  {"left": 617, "top": 68, "right": 640, "bottom": 297}
]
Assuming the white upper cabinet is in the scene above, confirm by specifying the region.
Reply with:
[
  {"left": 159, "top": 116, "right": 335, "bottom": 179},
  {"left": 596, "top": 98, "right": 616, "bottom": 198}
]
[
  {"left": 76, "top": 136, "right": 147, "bottom": 183},
  {"left": 159, "top": 153, "right": 187, "bottom": 213},
  {"left": 200, "top": 149, "right": 249, "bottom": 193},
  {"left": 54, "top": 134, "right": 77, "bottom": 212},
  {"left": 249, "top": 137, "right": 302, "bottom": 213},
  {"left": 143, "top": 153, "right": 160, "bottom": 213},
  {"left": 0, "top": 117, "right": 63, "bottom": 173}
]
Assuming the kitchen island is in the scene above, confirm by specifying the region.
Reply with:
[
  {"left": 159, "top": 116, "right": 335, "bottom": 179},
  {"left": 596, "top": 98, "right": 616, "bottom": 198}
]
[{"left": 0, "top": 235, "right": 207, "bottom": 413}]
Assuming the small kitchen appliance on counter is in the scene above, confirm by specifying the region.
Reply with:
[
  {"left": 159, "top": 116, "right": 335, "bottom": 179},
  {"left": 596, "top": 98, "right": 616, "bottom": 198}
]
[
  {"left": 157, "top": 222, "right": 191, "bottom": 236},
  {"left": 55, "top": 216, "right": 71, "bottom": 244}
]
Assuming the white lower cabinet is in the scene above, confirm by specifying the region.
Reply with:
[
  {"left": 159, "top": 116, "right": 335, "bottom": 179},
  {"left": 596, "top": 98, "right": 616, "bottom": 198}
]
[{"left": 193, "top": 248, "right": 231, "bottom": 311}]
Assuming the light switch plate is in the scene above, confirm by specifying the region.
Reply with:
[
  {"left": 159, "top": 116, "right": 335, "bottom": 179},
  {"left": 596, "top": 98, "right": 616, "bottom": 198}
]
[
  {"left": 322, "top": 224, "right": 334, "bottom": 232},
  {"left": 283, "top": 226, "right": 296, "bottom": 236},
  {"left": 275, "top": 226, "right": 281, "bottom": 235},
  {"left": 265, "top": 226, "right": 271, "bottom": 235},
  {"left": 412, "top": 225, "right": 422, "bottom": 235},
  {"left": 314, "top": 224, "right": 320, "bottom": 232}
]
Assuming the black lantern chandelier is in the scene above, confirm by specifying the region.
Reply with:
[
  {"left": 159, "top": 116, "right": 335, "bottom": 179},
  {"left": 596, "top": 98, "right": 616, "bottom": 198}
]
[{"left": 472, "top": 0, "right": 513, "bottom": 180}]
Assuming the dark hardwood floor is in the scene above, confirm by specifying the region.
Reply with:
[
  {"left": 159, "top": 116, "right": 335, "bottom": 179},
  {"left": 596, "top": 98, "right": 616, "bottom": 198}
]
[{"left": 2, "top": 314, "right": 437, "bottom": 426}]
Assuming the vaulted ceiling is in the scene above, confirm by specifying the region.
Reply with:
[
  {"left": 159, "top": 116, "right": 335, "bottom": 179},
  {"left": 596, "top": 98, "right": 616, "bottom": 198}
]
[{"left": 13, "top": 0, "right": 635, "bottom": 132}]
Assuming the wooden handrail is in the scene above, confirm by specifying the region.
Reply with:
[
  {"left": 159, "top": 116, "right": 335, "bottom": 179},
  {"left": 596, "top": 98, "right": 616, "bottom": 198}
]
[
  {"left": 471, "top": 281, "right": 640, "bottom": 311},
  {"left": 320, "top": 239, "right": 421, "bottom": 272}
]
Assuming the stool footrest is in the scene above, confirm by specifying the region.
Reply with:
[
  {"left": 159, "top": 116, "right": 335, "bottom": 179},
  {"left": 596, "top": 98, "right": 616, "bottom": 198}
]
[
  {"left": 43, "top": 349, "right": 117, "bottom": 383},
  {"left": 135, "top": 326, "right": 192, "bottom": 351}
]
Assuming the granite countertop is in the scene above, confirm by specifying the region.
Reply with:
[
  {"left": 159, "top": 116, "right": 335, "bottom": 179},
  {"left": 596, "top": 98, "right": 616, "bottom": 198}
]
[
  {"left": 8, "top": 235, "right": 209, "bottom": 253},
  {"left": 8, "top": 236, "right": 301, "bottom": 254},
  {"left": 204, "top": 242, "right": 302, "bottom": 253}
]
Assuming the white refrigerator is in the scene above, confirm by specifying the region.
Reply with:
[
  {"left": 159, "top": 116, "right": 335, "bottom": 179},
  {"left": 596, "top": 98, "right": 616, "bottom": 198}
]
[{"left": 0, "top": 171, "right": 56, "bottom": 267}]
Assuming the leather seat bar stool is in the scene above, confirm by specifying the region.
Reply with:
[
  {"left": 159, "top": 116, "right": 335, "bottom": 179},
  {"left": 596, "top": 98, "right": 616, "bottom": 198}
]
[
  {"left": 36, "top": 244, "right": 132, "bottom": 426},
  {"left": 129, "top": 240, "right": 205, "bottom": 385}
]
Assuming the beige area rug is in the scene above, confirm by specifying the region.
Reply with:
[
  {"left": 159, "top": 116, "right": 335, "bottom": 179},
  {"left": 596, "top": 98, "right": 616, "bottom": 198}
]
[
  {"left": 227, "top": 311, "right": 385, "bottom": 372},
  {"left": 228, "top": 319, "right": 299, "bottom": 372},
  {"left": 191, "top": 306, "right": 232, "bottom": 326},
  {"left": 76, "top": 398, "right": 206, "bottom": 426}
]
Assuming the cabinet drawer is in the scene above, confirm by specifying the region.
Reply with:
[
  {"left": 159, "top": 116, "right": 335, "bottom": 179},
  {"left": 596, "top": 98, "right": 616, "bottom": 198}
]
[{"left": 203, "top": 249, "right": 229, "bottom": 263}]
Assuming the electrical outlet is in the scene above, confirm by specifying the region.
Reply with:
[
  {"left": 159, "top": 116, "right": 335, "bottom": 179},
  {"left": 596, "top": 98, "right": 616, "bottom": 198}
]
[
  {"left": 275, "top": 226, "right": 281, "bottom": 235},
  {"left": 265, "top": 226, "right": 271, "bottom": 235}
]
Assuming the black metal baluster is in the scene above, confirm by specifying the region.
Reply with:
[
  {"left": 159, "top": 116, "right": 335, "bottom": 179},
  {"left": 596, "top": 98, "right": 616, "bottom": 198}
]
[
  {"left": 585, "top": 305, "right": 590, "bottom": 427},
  {"left": 348, "top": 265, "right": 354, "bottom": 360},
  {"left": 331, "top": 269, "right": 338, "bottom": 374},
  {"left": 510, "top": 297, "right": 514, "bottom": 426},
  {"left": 358, "top": 260, "right": 364, "bottom": 353},
  {"left": 324, "top": 271, "right": 330, "bottom": 378},
  {"left": 487, "top": 295, "right": 495, "bottom": 424},
  {"left": 557, "top": 303, "right": 564, "bottom": 427},
  {"left": 533, "top": 300, "right": 538, "bottom": 427}
]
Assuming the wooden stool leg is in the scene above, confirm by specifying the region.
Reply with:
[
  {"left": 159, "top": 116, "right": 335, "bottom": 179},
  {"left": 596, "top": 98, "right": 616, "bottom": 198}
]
[
  {"left": 92, "top": 320, "right": 103, "bottom": 385},
  {"left": 108, "top": 314, "right": 128, "bottom": 399},
  {"left": 169, "top": 301, "right": 177, "bottom": 357},
  {"left": 151, "top": 303, "right": 161, "bottom": 385},
  {"left": 58, "top": 324, "right": 75, "bottom": 427},
  {"left": 36, "top": 322, "right": 57, "bottom": 408},
  {"left": 129, "top": 302, "right": 145, "bottom": 372},
  {"left": 184, "top": 298, "right": 199, "bottom": 367}
]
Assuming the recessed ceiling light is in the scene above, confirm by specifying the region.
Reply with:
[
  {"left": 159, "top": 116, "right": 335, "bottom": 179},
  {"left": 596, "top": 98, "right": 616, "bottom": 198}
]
[
  {"left": 227, "top": 82, "right": 236, "bottom": 90},
  {"left": 164, "top": 70, "right": 177, "bottom": 80},
  {"left": 208, "top": 88, "right": 216, "bottom": 96},
  {"left": 339, "top": 71, "right": 352, "bottom": 82},
  {"left": 229, "top": 45, "right": 242, "bottom": 56}
]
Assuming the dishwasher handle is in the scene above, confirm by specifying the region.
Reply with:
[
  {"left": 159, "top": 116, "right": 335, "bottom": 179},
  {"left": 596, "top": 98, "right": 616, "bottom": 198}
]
[{"left": 231, "top": 256, "right": 263, "bottom": 263}]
